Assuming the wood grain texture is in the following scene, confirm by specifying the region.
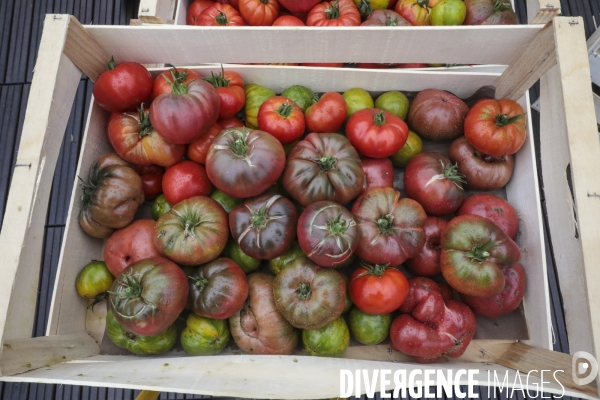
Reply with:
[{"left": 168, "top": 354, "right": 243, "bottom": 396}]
[
  {"left": 138, "top": 0, "right": 177, "bottom": 24},
  {"left": 64, "top": 15, "right": 109, "bottom": 82},
  {"left": 527, "top": 0, "right": 561, "bottom": 23}
]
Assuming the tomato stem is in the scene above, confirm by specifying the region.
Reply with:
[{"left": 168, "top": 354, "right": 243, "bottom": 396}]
[
  {"left": 215, "top": 10, "right": 229, "bottom": 25},
  {"left": 495, "top": 113, "right": 525, "bottom": 127},
  {"left": 203, "top": 65, "right": 231, "bottom": 88},
  {"left": 183, "top": 219, "right": 200, "bottom": 238},
  {"left": 314, "top": 155, "right": 338, "bottom": 172},
  {"left": 164, "top": 69, "right": 189, "bottom": 95},
  {"left": 360, "top": 262, "right": 391, "bottom": 277},
  {"left": 227, "top": 130, "right": 250, "bottom": 156},
  {"left": 260, "top": 0, "right": 269, "bottom": 3},
  {"left": 466, "top": 240, "right": 498, "bottom": 262},
  {"left": 324, "top": 0, "right": 340, "bottom": 20},
  {"left": 327, "top": 212, "right": 353, "bottom": 235},
  {"left": 276, "top": 101, "right": 293, "bottom": 118},
  {"left": 375, "top": 214, "right": 395, "bottom": 235},
  {"left": 189, "top": 276, "right": 210, "bottom": 291},
  {"left": 109, "top": 276, "right": 143, "bottom": 299},
  {"left": 493, "top": 0, "right": 512, "bottom": 11},
  {"left": 138, "top": 104, "right": 154, "bottom": 137},
  {"left": 296, "top": 282, "right": 312, "bottom": 300},
  {"left": 387, "top": 15, "right": 399, "bottom": 26},
  {"left": 356, "top": 0, "right": 373, "bottom": 18},
  {"left": 373, "top": 110, "right": 386, "bottom": 126},
  {"left": 87, "top": 292, "right": 109, "bottom": 312},
  {"left": 416, "top": 0, "right": 430, "bottom": 8},
  {"left": 443, "top": 163, "right": 467, "bottom": 186},
  {"left": 250, "top": 205, "right": 269, "bottom": 229},
  {"left": 106, "top": 56, "right": 117, "bottom": 71}
]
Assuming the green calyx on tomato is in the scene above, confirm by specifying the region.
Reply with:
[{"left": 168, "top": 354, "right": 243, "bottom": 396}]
[
  {"left": 357, "top": 262, "right": 391, "bottom": 278},
  {"left": 203, "top": 65, "right": 231, "bottom": 88},
  {"left": 297, "top": 281, "right": 312, "bottom": 300},
  {"left": 373, "top": 110, "right": 387, "bottom": 126},
  {"left": 276, "top": 102, "right": 294, "bottom": 118},
  {"left": 162, "top": 69, "right": 191, "bottom": 95},
  {"left": 494, "top": 0, "right": 512, "bottom": 11},
  {"left": 387, "top": 15, "right": 400, "bottom": 25},
  {"left": 164, "top": 64, "right": 192, "bottom": 86},
  {"left": 495, "top": 113, "right": 525, "bottom": 127},
  {"left": 356, "top": 0, "right": 373, "bottom": 18},
  {"left": 109, "top": 275, "right": 143, "bottom": 299},
  {"left": 325, "top": 0, "right": 341, "bottom": 19},
  {"left": 225, "top": 130, "right": 250, "bottom": 157},
  {"left": 188, "top": 275, "right": 210, "bottom": 290},
  {"left": 137, "top": 105, "right": 153, "bottom": 138},
  {"left": 465, "top": 240, "right": 498, "bottom": 262},
  {"left": 443, "top": 162, "right": 467, "bottom": 186},
  {"left": 215, "top": 11, "right": 229, "bottom": 25},
  {"left": 106, "top": 56, "right": 117, "bottom": 71},
  {"left": 414, "top": 0, "right": 430, "bottom": 8},
  {"left": 327, "top": 212, "right": 352, "bottom": 235},
  {"left": 314, "top": 155, "right": 338, "bottom": 172},
  {"left": 375, "top": 214, "right": 395, "bottom": 235}
]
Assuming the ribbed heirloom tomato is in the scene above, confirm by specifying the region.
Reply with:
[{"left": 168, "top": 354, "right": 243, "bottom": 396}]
[
  {"left": 203, "top": 68, "right": 246, "bottom": 119},
  {"left": 346, "top": 108, "right": 408, "bottom": 158},
  {"left": 349, "top": 264, "right": 409, "bottom": 315},
  {"left": 257, "top": 96, "right": 306, "bottom": 144},
  {"left": 305, "top": 92, "right": 347, "bottom": 133},
  {"left": 187, "top": 0, "right": 216, "bottom": 25},
  {"left": 239, "top": 0, "right": 280, "bottom": 26},
  {"left": 197, "top": 3, "right": 245, "bottom": 25},
  {"left": 153, "top": 67, "right": 201, "bottom": 98},
  {"left": 307, "top": 0, "right": 361, "bottom": 26}
]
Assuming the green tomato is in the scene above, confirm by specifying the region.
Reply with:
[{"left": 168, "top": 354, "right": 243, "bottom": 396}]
[
  {"left": 106, "top": 309, "right": 176, "bottom": 355},
  {"left": 181, "top": 314, "right": 230, "bottom": 356},
  {"left": 389, "top": 130, "right": 423, "bottom": 168},
  {"left": 151, "top": 194, "right": 172, "bottom": 221},
  {"left": 302, "top": 316, "right": 350, "bottom": 357},
  {"left": 268, "top": 242, "right": 305, "bottom": 275},
  {"left": 210, "top": 189, "right": 243, "bottom": 214},
  {"left": 430, "top": 0, "right": 467, "bottom": 26},
  {"left": 244, "top": 84, "right": 276, "bottom": 129},
  {"left": 224, "top": 240, "right": 261, "bottom": 273},
  {"left": 281, "top": 85, "right": 317, "bottom": 113},
  {"left": 375, "top": 91, "right": 410, "bottom": 120},
  {"left": 339, "top": 273, "right": 353, "bottom": 314},
  {"left": 348, "top": 306, "right": 392, "bottom": 345},
  {"left": 75, "top": 260, "right": 114, "bottom": 310},
  {"left": 342, "top": 88, "right": 374, "bottom": 119}
]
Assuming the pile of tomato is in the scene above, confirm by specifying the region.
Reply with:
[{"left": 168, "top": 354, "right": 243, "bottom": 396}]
[
  {"left": 185, "top": 0, "right": 517, "bottom": 28},
  {"left": 75, "top": 58, "right": 528, "bottom": 361}
]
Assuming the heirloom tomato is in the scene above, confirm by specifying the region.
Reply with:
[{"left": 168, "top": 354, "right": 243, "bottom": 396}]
[
  {"left": 307, "top": 0, "right": 361, "bottom": 26},
  {"left": 151, "top": 194, "right": 171, "bottom": 220},
  {"left": 135, "top": 164, "right": 164, "bottom": 200},
  {"left": 162, "top": 161, "right": 212, "bottom": 205},
  {"left": 361, "top": 9, "right": 411, "bottom": 25},
  {"left": 389, "top": 130, "right": 423, "bottom": 168},
  {"left": 244, "top": 84, "right": 276, "bottom": 129},
  {"left": 75, "top": 261, "right": 115, "bottom": 307},
  {"left": 197, "top": 3, "right": 245, "bottom": 25},
  {"left": 346, "top": 108, "right": 408, "bottom": 158},
  {"left": 187, "top": 0, "right": 216, "bottom": 25},
  {"left": 186, "top": 123, "right": 222, "bottom": 165},
  {"left": 211, "top": 189, "right": 243, "bottom": 214},
  {"left": 464, "top": 0, "right": 518, "bottom": 25},
  {"left": 203, "top": 68, "right": 246, "bottom": 119},
  {"left": 239, "top": 0, "right": 280, "bottom": 25},
  {"left": 181, "top": 315, "right": 230, "bottom": 356},
  {"left": 106, "top": 309, "right": 176, "bottom": 355},
  {"left": 430, "top": 0, "right": 466, "bottom": 25},
  {"left": 218, "top": 116, "right": 244, "bottom": 129},
  {"left": 405, "top": 216, "right": 447, "bottom": 276},
  {"left": 269, "top": 241, "right": 304, "bottom": 275},
  {"left": 408, "top": 89, "right": 469, "bottom": 141},
  {"left": 273, "top": 15, "right": 305, "bottom": 25},
  {"left": 304, "top": 92, "right": 347, "bottom": 133},
  {"left": 93, "top": 58, "right": 153, "bottom": 113},
  {"left": 257, "top": 96, "right": 306, "bottom": 144},
  {"left": 153, "top": 67, "right": 201, "bottom": 98},
  {"left": 374, "top": 91, "right": 409, "bottom": 120},
  {"left": 302, "top": 316, "right": 350, "bottom": 357},
  {"left": 342, "top": 88, "right": 374, "bottom": 119},
  {"left": 349, "top": 263, "right": 409, "bottom": 314},
  {"left": 348, "top": 307, "right": 392, "bottom": 345},
  {"left": 360, "top": 157, "right": 394, "bottom": 193},
  {"left": 223, "top": 240, "right": 261, "bottom": 273},
  {"left": 278, "top": 0, "right": 321, "bottom": 12},
  {"left": 395, "top": 0, "right": 432, "bottom": 25},
  {"left": 280, "top": 85, "right": 315, "bottom": 112},
  {"left": 457, "top": 193, "right": 519, "bottom": 238}
]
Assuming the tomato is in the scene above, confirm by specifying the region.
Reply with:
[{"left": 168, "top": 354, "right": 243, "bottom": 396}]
[
  {"left": 181, "top": 315, "right": 230, "bottom": 356},
  {"left": 187, "top": 0, "right": 216, "bottom": 25},
  {"left": 93, "top": 59, "right": 153, "bottom": 113},
  {"left": 354, "top": 0, "right": 390, "bottom": 18},
  {"left": 464, "top": 98, "right": 527, "bottom": 156},
  {"left": 404, "top": 152, "right": 465, "bottom": 216},
  {"left": 304, "top": 92, "right": 347, "bottom": 133},
  {"left": 464, "top": 0, "right": 518, "bottom": 25},
  {"left": 223, "top": 240, "right": 261, "bottom": 273},
  {"left": 394, "top": 63, "right": 430, "bottom": 68},
  {"left": 272, "top": 15, "right": 305, "bottom": 25},
  {"left": 457, "top": 193, "right": 519, "bottom": 238},
  {"left": 79, "top": 154, "right": 144, "bottom": 239},
  {"left": 75, "top": 261, "right": 115, "bottom": 309},
  {"left": 269, "top": 241, "right": 304, "bottom": 274},
  {"left": 460, "top": 263, "right": 526, "bottom": 318},
  {"left": 430, "top": 0, "right": 466, "bottom": 25},
  {"left": 395, "top": 0, "right": 432, "bottom": 25},
  {"left": 340, "top": 273, "right": 353, "bottom": 313},
  {"left": 283, "top": 133, "right": 364, "bottom": 206},
  {"left": 153, "top": 67, "right": 202, "bottom": 98},
  {"left": 307, "top": 0, "right": 361, "bottom": 26},
  {"left": 154, "top": 196, "right": 229, "bottom": 265},
  {"left": 301, "top": 62, "right": 345, "bottom": 68},
  {"left": 210, "top": 189, "right": 243, "bottom": 214},
  {"left": 218, "top": 116, "right": 244, "bottom": 128},
  {"left": 361, "top": 9, "right": 411, "bottom": 25},
  {"left": 203, "top": 69, "right": 246, "bottom": 119},
  {"left": 360, "top": 157, "right": 394, "bottom": 193},
  {"left": 408, "top": 89, "right": 469, "bottom": 141},
  {"left": 244, "top": 84, "right": 276, "bottom": 129},
  {"left": 162, "top": 161, "right": 212, "bottom": 205},
  {"left": 303, "top": 316, "right": 350, "bottom": 357},
  {"left": 197, "top": 3, "right": 245, "bottom": 25},
  {"left": 230, "top": 273, "right": 299, "bottom": 354},
  {"left": 342, "top": 88, "right": 374, "bottom": 119},
  {"left": 106, "top": 309, "right": 176, "bottom": 355},
  {"left": 405, "top": 216, "right": 447, "bottom": 276},
  {"left": 230, "top": 194, "right": 298, "bottom": 259},
  {"left": 348, "top": 306, "right": 392, "bottom": 345},
  {"left": 188, "top": 257, "right": 249, "bottom": 319},
  {"left": 280, "top": 85, "right": 316, "bottom": 113},
  {"left": 257, "top": 96, "right": 306, "bottom": 144},
  {"left": 152, "top": 194, "right": 171, "bottom": 220},
  {"left": 441, "top": 214, "right": 521, "bottom": 297},
  {"left": 349, "top": 264, "right": 409, "bottom": 314},
  {"left": 278, "top": 0, "right": 321, "bottom": 12},
  {"left": 186, "top": 123, "right": 222, "bottom": 165},
  {"left": 239, "top": 0, "right": 280, "bottom": 25},
  {"left": 297, "top": 201, "right": 358, "bottom": 268},
  {"left": 389, "top": 130, "right": 423, "bottom": 168},
  {"left": 374, "top": 91, "right": 409, "bottom": 121},
  {"left": 135, "top": 164, "right": 164, "bottom": 199},
  {"left": 352, "top": 187, "right": 427, "bottom": 266},
  {"left": 104, "top": 219, "right": 162, "bottom": 277},
  {"left": 109, "top": 257, "right": 188, "bottom": 336},
  {"left": 150, "top": 79, "right": 220, "bottom": 145},
  {"left": 346, "top": 108, "right": 408, "bottom": 158}
]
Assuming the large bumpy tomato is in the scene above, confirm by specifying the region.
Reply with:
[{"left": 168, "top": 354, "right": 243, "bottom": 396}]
[
  {"left": 229, "top": 194, "right": 298, "bottom": 260},
  {"left": 283, "top": 133, "right": 364, "bottom": 207},
  {"left": 154, "top": 196, "right": 229, "bottom": 265},
  {"left": 361, "top": 157, "right": 394, "bottom": 193},
  {"left": 297, "top": 201, "right": 359, "bottom": 268},
  {"left": 307, "top": 0, "right": 361, "bottom": 26},
  {"left": 349, "top": 264, "right": 409, "bottom": 314},
  {"left": 457, "top": 193, "right": 519, "bottom": 238},
  {"left": 464, "top": 98, "right": 526, "bottom": 156},
  {"left": 346, "top": 108, "right": 408, "bottom": 158},
  {"left": 153, "top": 67, "right": 201, "bottom": 98},
  {"left": 109, "top": 257, "right": 188, "bottom": 336},
  {"left": 162, "top": 161, "right": 213, "bottom": 205},
  {"left": 408, "top": 89, "right": 469, "bottom": 140},
  {"left": 362, "top": 9, "right": 411, "bottom": 25},
  {"left": 79, "top": 154, "right": 144, "bottom": 239},
  {"left": 106, "top": 309, "right": 176, "bottom": 355},
  {"left": 258, "top": 97, "right": 306, "bottom": 144},
  {"left": 352, "top": 187, "right": 427, "bottom": 266},
  {"left": 404, "top": 152, "right": 465, "bottom": 216},
  {"left": 244, "top": 84, "right": 276, "bottom": 129},
  {"left": 441, "top": 214, "right": 521, "bottom": 297},
  {"left": 273, "top": 15, "right": 306, "bottom": 25},
  {"left": 395, "top": 0, "right": 432, "bottom": 25},
  {"left": 206, "top": 128, "right": 286, "bottom": 198},
  {"left": 186, "top": 123, "right": 222, "bottom": 165},
  {"left": 150, "top": 79, "right": 220, "bottom": 145},
  {"left": 464, "top": 0, "right": 518, "bottom": 25},
  {"left": 93, "top": 59, "right": 153, "bottom": 113},
  {"left": 239, "top": 0, "right": 280, "bottom": 25},
  {"left": 187, "top": 0, "right": 216, "bottom": 25},
  {"left": 405, "top": 216, "right": 447, "bottom": 276},
  {"left": 305, "top": 92, "right": 347, "bottom": 133},
  {"left": 278, "top": 0, "right": 321, "bottom": 12},
  {"left": 203, "top": 68, "right": 246, "bottom": 119},
  {"left": 197, "top": 3, "right": 246, "bottom": 25},
  {"left": 188, "top": 257, "right": 249, "bottom": 319},
  {"left": 273, "top": 257, "right": 346, "bottom": 329},
  {"left": 107, "top": 108, "right": 185, "bottom": 167}
]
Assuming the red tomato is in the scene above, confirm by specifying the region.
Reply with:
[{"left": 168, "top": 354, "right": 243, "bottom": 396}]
[
  {"left": 162, "top": 161, "right": 213, "bottom": 205},
  {"left": 187, "top": 0, "right": 216, "bottom": 25},
  {"left": 307, "top": 0, "right": 361, "bottom": 26},
  {"left": 395, "top": 0, "right": 431, "bottom": 25},
  {"left": 218, "top": 116, "right": 244, "bottom": 128},
  {"left": 203, "top": 69, "right": 246, "bottom": 118},
  {"left": 135, "top": 164, "right": 165, "bottom": 200},
  {"left": 278, "top": 0, "right": 321, "bottom": 12},
  {"left": 357, "top": 63, "right": 393, "bottom": 69},
  {"left": 457, "top": 193, "right": 519, "bottom": 238},
  {"left": 305, "top": 92, "right": 347, "bottom": 133},
  {"left": 301, "top": 62, "right": 345, "bottom": 68},
  {"left": 405, "top": 216, "right": 447, "bottom": 276},
  {"left": 360, "top": 157, "right": 394, "bottom": 193},
  {"left": 464, "top": 98, "right": 526, "bottom": 157},
  {"left": 197, "top": 3, "right": 245, "bottom": 25},
  {"left": 93, "top": 59, "right": 153, "bottom": 113},
  {"left": 153, "top": 67, "right": 202, "bottom": 98},
  {"left": 272, "top": 15, "right": 305, "bottom": 25},
  {"left": 186, "top": 123, "right": 222, "bottom": 165},
  {"left": 394, "top": 63, "right": 429, "bottom": 68},
  {"left": 346, "top": 108, "right": 408, "bottom": 158},
  {"left": 349, "top": 264, "right": 409, "bottom": 315},
  {"left": 257, "top": 96, "right": 306, "bottom": 144},
  {"left": 239, "top": 0, "right": 280, "bottom": 25}
]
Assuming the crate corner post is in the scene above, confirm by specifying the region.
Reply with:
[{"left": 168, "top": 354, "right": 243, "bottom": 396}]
[
  {"left": 138, "top": 0, "right": 178, "bottom": 24},
  {"left": 527, "top": 0, "right": 561, "bottom": 25}
]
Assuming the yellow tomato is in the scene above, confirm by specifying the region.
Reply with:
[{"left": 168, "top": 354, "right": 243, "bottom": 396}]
[{"left": 353, "top": 0, "right": 390, "bottom": 10}]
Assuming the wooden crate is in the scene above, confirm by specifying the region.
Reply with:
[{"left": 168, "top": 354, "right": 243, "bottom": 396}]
[{"left": 0, "top": 14, "right": 598, "bottom": 400}]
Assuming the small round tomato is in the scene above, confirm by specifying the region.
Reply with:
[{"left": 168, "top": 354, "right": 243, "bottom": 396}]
[
  {"left": 342, "top": 88, "right": 374, "bottom": 119},
  {"left": 269, "top": 241, "right": 304, "bottom": 275},
  {"left": 187, "top": 0, "right": 216, "bottom": 25},
  {"left": 106, "top": 309, "right": 176, "bottom": 355},
  {"left": 395, "top": 0, "right": 432, "bottom": 25},
  {"left": 305, "top": 92, "right": 347, "bottom": 133},
  {"left": 457, "top": 193, "right": 519, "bottom": 238},
  {"left": 239, "top": 0, "right": 280, "bottom": 25},
  {"left": 346, "top": 108, "right": 409, "bottom": 158},
  {"left": 197, "top": 3, "right": 245, "bottom": 25},
  {"left": 375, "top": 91, "right": 409, "bottom": 120},
  {"left": 76, "top": 260, "right": 115, "bottom": 308},
  {"left": 135, "top": 164, "right": 165, "bottom": 200},
  {"left": 389, "top": 130, "right": 423, "bottom": 168},
  {"left": 348, "top": 306, "right": 392, "bottom": 345},
  {"left": 257, "top": 96, "right": 306, "bottom": 144},
  {"left": 210, "top": 189, "right": 243, "bottom": 214},
  {"left": 93, "top": 58, "right": 153, "bottom": 113},
  {"left": 280, "top": 85, "right": 316, "bottom": 113},
  {"left": 349, "top": 264, "right": 409, "bottom": 315},
  {"left": 181, "top": 315, "right": 230, "bottom": 356},
  {"left": 302, "top": 316, "right": 350, "bottom": 357},
  {"left": 430, "top": 0, "right": 466, "bottom": 25},
  {"left": 186, "top": 123, "right": 222, "bottom": 165},
  {"left": 218, "top": 116, "right": 244, "bottom": 128},
  {"left": 153, "top": 67, "right": 202, "bottom": 98},
  {"left": 152, "top": 194, "right": 172, "bottom": 220},
  {"left": 203, "top": 69, "right": 246, "bottom": 119},
  {"left": 162, "top": 161, "right": 213, "bottom": 205},
  {"left": 272, "top": 15, "right": 305, "bottom": 25},
  {"left": 244, "top": 84, "right": 276, "bottom": 129},
  {"left": 307, "top": 0, "right": 361, "bottom": 26},
  {"left": 223, "top": 240, "right": 261, "bottom": 273}
]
